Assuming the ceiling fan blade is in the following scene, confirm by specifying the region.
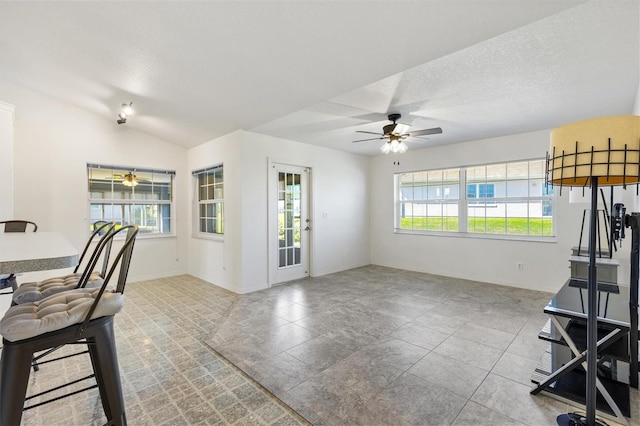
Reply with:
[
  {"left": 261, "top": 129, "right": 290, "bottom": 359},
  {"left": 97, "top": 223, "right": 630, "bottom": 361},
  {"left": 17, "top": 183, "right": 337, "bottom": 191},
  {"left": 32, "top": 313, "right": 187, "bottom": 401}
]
[
  {"left": 352, "top": 137, "right": 385, "bottom": 143},
  {"left": 355, "top": 130, "right": 384, "bottom": 136},
  {"left": 408, "top": 127, "right": 443, "bottom": 137},
  {"left": 406, "top": 137, "right": 431, "bottom": 144},
  {"left": 394, "top": 123, "right": 411, "bottom": 135}
]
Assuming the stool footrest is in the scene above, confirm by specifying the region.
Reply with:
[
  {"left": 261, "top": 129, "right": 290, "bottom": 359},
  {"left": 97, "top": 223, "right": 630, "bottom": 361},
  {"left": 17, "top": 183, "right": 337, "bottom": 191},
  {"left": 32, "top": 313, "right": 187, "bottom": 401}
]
[
  {"left": 33, "top": 349, "right": 89, "bottom": 368},
  {"left": 24, "top": 373, "right": 97, "bottom": 410}
]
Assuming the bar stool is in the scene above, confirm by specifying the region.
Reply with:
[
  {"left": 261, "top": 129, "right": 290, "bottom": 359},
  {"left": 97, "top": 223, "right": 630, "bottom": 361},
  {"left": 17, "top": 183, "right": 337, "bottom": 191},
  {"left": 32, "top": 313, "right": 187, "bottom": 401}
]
[
  {"left": 0, "top": 224, "right": 138, "bottom": 426},
  {"left": 12, "top": 221, "right": 115, "bottom": 305}
]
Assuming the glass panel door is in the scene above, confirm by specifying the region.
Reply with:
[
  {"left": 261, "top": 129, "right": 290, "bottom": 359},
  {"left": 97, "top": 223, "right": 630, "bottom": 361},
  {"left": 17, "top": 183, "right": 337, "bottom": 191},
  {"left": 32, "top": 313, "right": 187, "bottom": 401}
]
[
  {"left": 269, "top": 163, "right": 310, "bottom": 285},
  {"left": 278, "top": 172, "right": 302, "bottom": 268}
]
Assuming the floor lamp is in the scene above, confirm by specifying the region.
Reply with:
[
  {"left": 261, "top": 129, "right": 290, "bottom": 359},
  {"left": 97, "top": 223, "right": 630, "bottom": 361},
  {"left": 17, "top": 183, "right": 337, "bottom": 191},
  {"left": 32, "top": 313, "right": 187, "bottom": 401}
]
[{"left": 546, "top": 115, "right": 640, "bottom": 426}]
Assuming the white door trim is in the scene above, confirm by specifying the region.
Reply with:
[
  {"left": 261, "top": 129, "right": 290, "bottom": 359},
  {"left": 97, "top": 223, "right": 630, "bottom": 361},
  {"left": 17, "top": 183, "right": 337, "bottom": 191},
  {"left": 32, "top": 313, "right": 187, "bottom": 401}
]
[{"left": 268, "top": 159, "right": 311, "bottom": 286}]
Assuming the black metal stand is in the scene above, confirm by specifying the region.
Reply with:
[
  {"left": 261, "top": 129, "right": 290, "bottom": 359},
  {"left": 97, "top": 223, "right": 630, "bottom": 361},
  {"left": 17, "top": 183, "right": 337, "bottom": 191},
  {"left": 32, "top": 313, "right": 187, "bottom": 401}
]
[
  {"left": 556, "top": 179, "right": 602, "bottom": 426},
  {"left": 577, "top": 209, "right": 611, "bottom": 258},
  {"left": 611, "top": 206, "right": 639, "bottom": 389},
  {"left": 556, "top": 204, "right": 640, "bottom": 426},
  {"left": 626, "top": 213, "right": 639, "bottom": 389},
  {"left": 557, "top": 413, "right": 608, "bottom": 426}
]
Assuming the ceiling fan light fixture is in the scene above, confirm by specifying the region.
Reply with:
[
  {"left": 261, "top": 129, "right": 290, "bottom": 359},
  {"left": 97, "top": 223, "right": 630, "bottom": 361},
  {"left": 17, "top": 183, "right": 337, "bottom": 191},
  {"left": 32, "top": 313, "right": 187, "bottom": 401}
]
[
  {"left": 380, "top": 142, "right": 392, "bottom": 154},
  {"left": 122, "top": 172, "right": 139, "bottom": 187},
  {"left": 116, "top": 102, "right": 133, "bottom": 125},
  {"left": 380, "top": 137, "right": 408, "bottom": 155},
  {"left": 121, "top": 102, "right": 134, "bottom": 116}
]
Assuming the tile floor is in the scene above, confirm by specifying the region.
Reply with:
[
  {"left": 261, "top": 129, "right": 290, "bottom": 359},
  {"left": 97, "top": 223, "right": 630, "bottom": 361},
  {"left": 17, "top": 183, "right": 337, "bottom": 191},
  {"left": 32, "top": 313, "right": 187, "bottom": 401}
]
[
  {"left": 17, "top": 276, "right": 308, "bottom": 426},
  {"left": 205, "top": 265, "right": 640, "bottom": 426},
  {"left": 7, "top": 266, "right": 640, "bottom": 425}
]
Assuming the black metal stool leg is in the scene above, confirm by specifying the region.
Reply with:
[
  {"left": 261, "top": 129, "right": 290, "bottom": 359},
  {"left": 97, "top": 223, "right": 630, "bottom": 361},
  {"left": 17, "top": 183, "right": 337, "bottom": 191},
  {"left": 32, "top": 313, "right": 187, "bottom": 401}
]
[
  {"left": 89, "top": 318, "right": 126, "bottom": 426},
  {"left": 87, "top": 335, "right": 112, "bottom": 421},
  {"left": 0, "top": 339, "right": 35, "bottom": 425}
]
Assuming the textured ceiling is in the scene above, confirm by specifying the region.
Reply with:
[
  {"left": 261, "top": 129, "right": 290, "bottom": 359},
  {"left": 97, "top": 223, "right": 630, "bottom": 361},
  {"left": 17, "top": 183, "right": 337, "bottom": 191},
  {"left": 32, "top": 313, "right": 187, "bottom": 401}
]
[{"left": 0, "top": 1, "right": 638, "bottom": 155}]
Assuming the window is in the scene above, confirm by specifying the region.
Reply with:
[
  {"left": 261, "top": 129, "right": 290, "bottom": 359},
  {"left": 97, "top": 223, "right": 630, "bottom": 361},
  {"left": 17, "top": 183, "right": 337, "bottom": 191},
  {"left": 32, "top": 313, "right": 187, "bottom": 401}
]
[
  {"left": 192, "top": 165, "right": 224, "bottom": 235},
  {"left": 467, "top": 183, "right": 495, "bottom": 200},
  {"left": 398, "top": 168, "right": 460, "bottom": 232},
  {"left": 397, "top": 159, "right": 554, "bottom": 237},
  {"left": 87, "top": 164, "right": 174, "bottom": 235}
]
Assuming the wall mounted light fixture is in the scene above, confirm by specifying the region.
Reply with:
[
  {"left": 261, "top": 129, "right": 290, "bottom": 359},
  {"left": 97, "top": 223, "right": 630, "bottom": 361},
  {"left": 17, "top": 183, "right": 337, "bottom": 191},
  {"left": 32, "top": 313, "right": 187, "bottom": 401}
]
[{"left": 116, "top": 102, "right": 134, "bottom": 125}]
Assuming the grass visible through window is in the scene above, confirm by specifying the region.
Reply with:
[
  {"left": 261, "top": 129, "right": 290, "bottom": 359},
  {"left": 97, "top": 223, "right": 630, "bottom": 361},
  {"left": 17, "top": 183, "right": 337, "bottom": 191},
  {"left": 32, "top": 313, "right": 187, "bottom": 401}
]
[{"left": 400, "top": 217, "right": 553, "bottom": 236}]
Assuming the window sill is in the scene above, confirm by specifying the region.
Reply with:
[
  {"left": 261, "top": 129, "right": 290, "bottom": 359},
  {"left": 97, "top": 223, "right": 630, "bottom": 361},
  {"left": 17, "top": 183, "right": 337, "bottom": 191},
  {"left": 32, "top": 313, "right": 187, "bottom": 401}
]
[
  {"left": 393, "top": 228, "right": 557, "bottom": 243},
  {"left": 191, "top": 233, "right": 224, "bottom": 242},
  {"left": 134, "top": 232, "right": 176, "bottom": 240},
  {"left": 102, "top": 232, "right": 175, "bottom": 242}
]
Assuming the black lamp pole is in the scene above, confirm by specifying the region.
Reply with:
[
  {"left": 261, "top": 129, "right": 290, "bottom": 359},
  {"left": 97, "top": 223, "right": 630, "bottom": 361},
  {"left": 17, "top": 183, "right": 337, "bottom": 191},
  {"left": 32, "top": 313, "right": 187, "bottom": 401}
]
[
  {"left": 585, "top": 177, "right": 599, "bottom": 425},
  {"left": 559, "top": 180, "right": 601, "bottom": 426}
]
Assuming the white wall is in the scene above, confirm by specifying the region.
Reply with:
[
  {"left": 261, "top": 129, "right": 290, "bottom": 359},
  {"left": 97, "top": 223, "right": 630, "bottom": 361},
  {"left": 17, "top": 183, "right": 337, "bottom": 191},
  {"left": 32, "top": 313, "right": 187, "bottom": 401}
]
[
  {"left": 186, "top": 131, "right": 243, "bottom": 292},
  {"left": 0, "top": 101, "right": 15, "bottom": 220},
  {"left": 369, "top": 129, "right": 638, "bottom": 293},
  {"left": 0, "top": 79, "right": 189, "bottom": 282},
  {"left": 636, "top": 4, "right": 640, "bottom": 116},
  {"left": 187, "top": 130, "right": 370, "bottom": 294},
  {"left": 634, "top": 76, "right": 640, "bottom": 115},
  {"left": 241, "top": 131, "right": 370, "bottom": 283}
]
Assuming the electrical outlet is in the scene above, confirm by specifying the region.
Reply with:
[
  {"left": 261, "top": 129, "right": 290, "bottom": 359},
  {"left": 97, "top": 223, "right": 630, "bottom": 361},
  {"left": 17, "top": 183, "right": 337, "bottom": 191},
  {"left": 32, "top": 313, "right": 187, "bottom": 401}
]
[{"left": 516, "top": 262, "right": 524, "bottom": 271}]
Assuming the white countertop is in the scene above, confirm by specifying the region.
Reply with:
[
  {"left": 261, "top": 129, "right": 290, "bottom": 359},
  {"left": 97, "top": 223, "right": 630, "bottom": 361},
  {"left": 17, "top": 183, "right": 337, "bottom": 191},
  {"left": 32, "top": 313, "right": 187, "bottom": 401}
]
[{"left": 0, "top": 232, "right": 79, "bottom": 274}]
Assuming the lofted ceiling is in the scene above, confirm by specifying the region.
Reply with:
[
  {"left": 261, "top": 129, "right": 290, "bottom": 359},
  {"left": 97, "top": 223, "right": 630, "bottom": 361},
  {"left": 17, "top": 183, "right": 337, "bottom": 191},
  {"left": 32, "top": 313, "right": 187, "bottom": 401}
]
[{"left": 0, "top": 1, "right": 638, "bottom": 156}]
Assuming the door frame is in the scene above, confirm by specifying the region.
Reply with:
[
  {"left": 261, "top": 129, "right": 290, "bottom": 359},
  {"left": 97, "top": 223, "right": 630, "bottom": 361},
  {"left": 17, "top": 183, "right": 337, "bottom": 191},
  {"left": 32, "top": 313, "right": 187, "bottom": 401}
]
[{"left": 267, "top": 159, "right": 312, "bottom": 287}]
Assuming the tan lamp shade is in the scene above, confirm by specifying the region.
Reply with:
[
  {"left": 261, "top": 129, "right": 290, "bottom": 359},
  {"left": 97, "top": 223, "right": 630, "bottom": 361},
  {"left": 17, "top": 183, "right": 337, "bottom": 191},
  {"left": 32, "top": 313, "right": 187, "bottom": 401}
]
[{"left": 547, "top": 115, "right": 640, "bottom": 187}]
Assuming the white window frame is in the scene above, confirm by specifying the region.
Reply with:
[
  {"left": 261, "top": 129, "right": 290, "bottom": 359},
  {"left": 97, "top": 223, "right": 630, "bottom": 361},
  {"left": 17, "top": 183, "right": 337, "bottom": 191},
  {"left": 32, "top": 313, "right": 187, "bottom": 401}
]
[
  {"left": 192, "top": 164, "right": 224, "bottom": 238},
  {"left": 395, "top": 158, "right": 556, "bottom": 241},
  {"left": 395, "top": 168, "right": 461, "bottom": 233},
  {"left": 87, "top": 163, "right": 175, "bottom": 237}
]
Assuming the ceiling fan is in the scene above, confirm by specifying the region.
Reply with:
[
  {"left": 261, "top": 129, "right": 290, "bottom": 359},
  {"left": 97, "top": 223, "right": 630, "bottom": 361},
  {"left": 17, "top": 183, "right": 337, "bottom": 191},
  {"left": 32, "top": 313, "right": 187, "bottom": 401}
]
[
  {"left": 107, "top": 172, "right": 148, "bottom": 187},
  {"left": 353, "top": 113, "right": 442, "bottom": 154},
  {"left": 121, "top": 172, "right": 139, "bottom": 187}
]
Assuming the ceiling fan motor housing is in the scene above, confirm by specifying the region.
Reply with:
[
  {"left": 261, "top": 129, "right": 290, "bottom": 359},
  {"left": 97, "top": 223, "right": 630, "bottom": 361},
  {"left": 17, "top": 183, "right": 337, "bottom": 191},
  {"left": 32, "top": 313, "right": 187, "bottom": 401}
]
[
  {"left": 388, "top": 113, "right": 402, "bottom": 122},
  {"left": 383, "top": 113, "right": 403, "bottom": 135},
  {"left": 383, "top": 123, "right": 397, "bottom": 136}
]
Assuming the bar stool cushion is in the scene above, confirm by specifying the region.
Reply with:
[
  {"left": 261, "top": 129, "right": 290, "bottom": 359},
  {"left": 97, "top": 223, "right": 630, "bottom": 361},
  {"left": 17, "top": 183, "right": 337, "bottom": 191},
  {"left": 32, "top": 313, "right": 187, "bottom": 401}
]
[
  {"left": 0, "top": 288, "right": 123, "bottom": 342},
  {"left": 11, "top": 272, "right": 104, "bottom": 305}
]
